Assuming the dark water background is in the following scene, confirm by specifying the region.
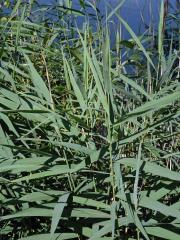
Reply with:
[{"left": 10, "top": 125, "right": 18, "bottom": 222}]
[
  {"left": 2, "top": 0, "right": 178, "bottom": 41},
  {"left": 37, "top": 1, "right": 178, "bottom": 28},
  {"left": 34, "top": 0, "right": 179, "bottom": 48}
]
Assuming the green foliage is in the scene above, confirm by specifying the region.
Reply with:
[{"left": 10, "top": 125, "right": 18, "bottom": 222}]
[{"left": 0, "top": 0, "right": 180, "bottom": 239}]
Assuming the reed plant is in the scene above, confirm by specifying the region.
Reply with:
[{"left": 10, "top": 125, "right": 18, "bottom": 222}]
[{"left": 0, "top": 0, "right": 180, "bottom": 239}]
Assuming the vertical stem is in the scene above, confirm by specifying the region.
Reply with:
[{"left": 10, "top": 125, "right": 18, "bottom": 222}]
[
  {"left": 107, "top": 97, "right": 116, "bottom": 201},
  {"left": 41, "top": 52, "right": 55, "bottom": 111}
]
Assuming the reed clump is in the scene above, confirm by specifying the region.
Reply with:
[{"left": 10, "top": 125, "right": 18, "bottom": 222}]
[{"left": 0, "top": 1, "right": 179, "bottom": 239}]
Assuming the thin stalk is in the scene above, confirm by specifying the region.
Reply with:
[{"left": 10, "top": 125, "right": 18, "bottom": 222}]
[
  {"left": 41, "top": 52, "right": 55, "bottom": 111},
  {"left": 107, "top": 100, "right": 116, "bottom": 202}
]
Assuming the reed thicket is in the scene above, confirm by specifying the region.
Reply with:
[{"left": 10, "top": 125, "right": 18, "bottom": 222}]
[{"left": 0, "top": 0, "right": 180, "bottom": 239}]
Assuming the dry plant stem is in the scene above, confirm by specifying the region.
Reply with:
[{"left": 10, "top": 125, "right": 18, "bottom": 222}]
[
  {"left": 107, "top": 110, "right": 116, "bottom": 202},
  {"left": 41, "top": 52, "right": 55, "bottom": 111}
]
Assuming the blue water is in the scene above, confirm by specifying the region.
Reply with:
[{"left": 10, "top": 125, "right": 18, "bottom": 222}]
[
  {"left": 36, "top": 0, "right": 178, "bottom": 42},
  {"left": 37, "top": 0, "right": 177, "bottom": 32},
  {"left": 74, "top": 0, "right": 161, "bottom": 39}
]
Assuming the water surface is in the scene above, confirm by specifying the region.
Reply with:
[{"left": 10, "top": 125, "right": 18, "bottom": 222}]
[{"left": 37, "top": 0, "right": 178, "bottom": 40}]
